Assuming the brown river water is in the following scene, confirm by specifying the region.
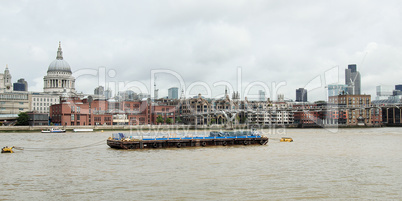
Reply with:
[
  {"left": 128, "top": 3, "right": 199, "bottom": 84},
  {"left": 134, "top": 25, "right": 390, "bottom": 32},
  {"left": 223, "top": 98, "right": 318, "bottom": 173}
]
[{"left": 1, "top": 128, "right": 402, "bottom": 200}]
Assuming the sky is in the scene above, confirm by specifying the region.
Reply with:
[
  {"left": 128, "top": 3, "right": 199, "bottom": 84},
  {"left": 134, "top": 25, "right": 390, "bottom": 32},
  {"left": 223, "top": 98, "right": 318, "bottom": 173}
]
[{"left": 1, "top": 0, "right": 402, "bottom": 101}]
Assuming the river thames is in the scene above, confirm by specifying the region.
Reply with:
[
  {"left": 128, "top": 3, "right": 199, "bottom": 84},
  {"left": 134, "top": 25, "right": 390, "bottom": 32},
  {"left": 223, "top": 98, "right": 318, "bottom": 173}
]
[{"left": 1, "top": 127, "right": 402, "bottom": 200}]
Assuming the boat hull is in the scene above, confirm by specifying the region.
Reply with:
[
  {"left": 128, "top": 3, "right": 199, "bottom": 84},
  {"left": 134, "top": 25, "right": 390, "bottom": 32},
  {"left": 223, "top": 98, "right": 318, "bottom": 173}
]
[
  {"left": 41, "top": 130, "right": 66, "bottom": 133},
  {"left": 107, "top": 136, "right": 268, "bottom": 149}
]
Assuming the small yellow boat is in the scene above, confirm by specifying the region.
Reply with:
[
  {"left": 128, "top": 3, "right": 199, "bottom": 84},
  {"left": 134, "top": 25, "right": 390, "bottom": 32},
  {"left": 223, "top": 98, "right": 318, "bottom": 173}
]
[
  {"left": 280, "top": 137, "right": 293, "bottom": 142},
  {"left": 1, "top": 146, "right": 14, "bottom": 153}
]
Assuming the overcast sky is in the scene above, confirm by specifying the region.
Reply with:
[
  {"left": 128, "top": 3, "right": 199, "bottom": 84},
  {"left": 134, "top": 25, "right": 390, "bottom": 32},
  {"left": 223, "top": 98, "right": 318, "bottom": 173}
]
[{"left": 1, "top": 0, "right": 402, "bottom": 101}]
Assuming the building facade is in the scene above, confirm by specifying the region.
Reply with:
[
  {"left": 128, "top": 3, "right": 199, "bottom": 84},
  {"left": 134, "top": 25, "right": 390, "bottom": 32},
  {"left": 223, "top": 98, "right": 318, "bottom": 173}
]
[
  {"left": 13, "top": 78, "right": 28, "bottom": 91},
  {"left": 296, "top": 88, "right": 307, "bottom": 102},
  {"left": 345, "top": 64, "right": 361, "bottom": 95},
  {"left": 328, "top": 94, "right": 381, "bottom": 126},
  {"left": 168, "top": 87, "right": 179, "bottom": 99},
  {"left": 30, "top": 92, "right": 60, "bottom": 113},
  {"left": 0, "top": 92, "right": 30, "bottom": 114}
]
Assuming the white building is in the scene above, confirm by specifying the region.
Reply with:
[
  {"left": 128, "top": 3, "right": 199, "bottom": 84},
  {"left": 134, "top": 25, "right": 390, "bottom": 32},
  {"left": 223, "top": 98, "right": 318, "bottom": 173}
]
[
  {"left": 30, "top": 92, "right": 60, "bottom": 113},
  {"left": 0, "top": 92, "right": 30, "bottom": 114}
]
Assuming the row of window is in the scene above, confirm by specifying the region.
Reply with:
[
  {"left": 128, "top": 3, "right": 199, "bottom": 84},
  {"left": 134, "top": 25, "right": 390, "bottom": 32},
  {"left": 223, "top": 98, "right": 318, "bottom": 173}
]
[
  {"left": 0, "top": 108, "right": 24, "bottom": 111},
  {"left": 0, "top": 102, "right": 25, "bottom": 105},
  {"left": 33, "top": 98, "right": 57, "bottom": 102},
  {"left": 33, "top": 103, "right": 51, "bottom": 106}
]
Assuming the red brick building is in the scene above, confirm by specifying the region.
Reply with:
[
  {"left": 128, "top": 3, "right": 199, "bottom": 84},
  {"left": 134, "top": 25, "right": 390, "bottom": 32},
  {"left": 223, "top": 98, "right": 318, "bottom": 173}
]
[{"left": 50, "top": 97, "right": 175, "bottom": 126}]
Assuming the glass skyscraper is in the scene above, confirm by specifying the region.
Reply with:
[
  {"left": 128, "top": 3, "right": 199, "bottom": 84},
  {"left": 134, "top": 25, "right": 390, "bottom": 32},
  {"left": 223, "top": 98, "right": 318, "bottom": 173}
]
[{"left": 345, "top": 64, "right": 361, "bottom": 95}]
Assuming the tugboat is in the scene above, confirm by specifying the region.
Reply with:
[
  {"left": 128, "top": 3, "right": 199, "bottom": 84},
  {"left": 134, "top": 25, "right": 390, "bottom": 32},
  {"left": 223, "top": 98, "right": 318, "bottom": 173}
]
[
  {"left": 107, "top": 130, "right": 269, "bottom": 150},
  {"left": 1, "top": 146, "right": 14, "bottom": 153}
]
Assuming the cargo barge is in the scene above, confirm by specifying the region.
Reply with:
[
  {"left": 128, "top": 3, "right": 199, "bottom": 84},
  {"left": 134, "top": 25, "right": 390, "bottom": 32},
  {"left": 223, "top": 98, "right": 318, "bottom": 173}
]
[{"left": 107, "top": 131, "right": 269, "bottom": 149}]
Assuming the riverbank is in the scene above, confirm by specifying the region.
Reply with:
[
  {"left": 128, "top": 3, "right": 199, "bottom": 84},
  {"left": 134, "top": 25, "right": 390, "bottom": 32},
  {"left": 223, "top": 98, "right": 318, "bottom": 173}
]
[{"left": 0, "top": 123, "right": 387, "bottom": 133}]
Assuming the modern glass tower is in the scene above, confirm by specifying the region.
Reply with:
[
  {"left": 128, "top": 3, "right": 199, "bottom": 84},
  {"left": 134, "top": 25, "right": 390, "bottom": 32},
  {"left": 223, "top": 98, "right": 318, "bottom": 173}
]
[
  {"left": 345, "top": 64, "right": 361, "bottom": 95},
  {"left": 296, "top": 88, "right": 307, "bottom": 102},
  {"left": 168, "top": 87, "right": 179, "bottom": 99}
]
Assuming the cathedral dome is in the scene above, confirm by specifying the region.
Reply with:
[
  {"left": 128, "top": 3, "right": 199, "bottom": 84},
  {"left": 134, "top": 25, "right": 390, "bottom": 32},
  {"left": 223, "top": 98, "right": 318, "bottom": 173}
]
[
  {"left": 48, "top": 59, "right": 71, "bottom": 73},
  {"left": 47, "top": 42, "right": 72, "bottom": 73}
]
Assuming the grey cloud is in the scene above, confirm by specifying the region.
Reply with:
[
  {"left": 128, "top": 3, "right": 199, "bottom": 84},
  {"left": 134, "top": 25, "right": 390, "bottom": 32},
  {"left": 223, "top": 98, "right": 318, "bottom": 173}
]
[{"left": 1, "top": 0, "right": 402, "bottom": 101}]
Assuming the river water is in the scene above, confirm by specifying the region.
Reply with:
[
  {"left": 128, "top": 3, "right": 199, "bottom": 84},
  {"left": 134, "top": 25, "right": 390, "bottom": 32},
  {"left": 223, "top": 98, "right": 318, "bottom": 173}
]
[{"left": 1, "top": 128, "right": 402, "bottom": 200}]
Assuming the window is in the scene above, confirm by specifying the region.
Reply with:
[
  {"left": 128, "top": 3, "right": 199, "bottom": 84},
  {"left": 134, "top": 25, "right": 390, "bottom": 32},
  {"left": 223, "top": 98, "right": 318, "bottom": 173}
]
[{"left": 71, "top": 114, "right": 75, "bottom": 121}]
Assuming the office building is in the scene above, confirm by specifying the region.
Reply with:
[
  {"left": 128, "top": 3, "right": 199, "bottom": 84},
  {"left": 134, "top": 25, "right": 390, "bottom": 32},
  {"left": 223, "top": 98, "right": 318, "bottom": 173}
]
[
  {"left": 345, "top": 64, "right": 361, "bottom": 95},
  {"left": 296, "top": 88, "right": 307, "bottom": 102},
  {"left": 395, "top": 84, "right": 402, "bottom": 91},
  {"left": 13, "top": 78, "right": 28, "bottom": 91},
  {"left": 168, "top": 87, "right": 179, "bottom": 99}
]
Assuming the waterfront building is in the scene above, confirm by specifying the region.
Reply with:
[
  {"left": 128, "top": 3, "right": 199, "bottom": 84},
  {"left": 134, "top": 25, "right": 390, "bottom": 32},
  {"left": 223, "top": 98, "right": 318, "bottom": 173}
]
[
  {"left": 0, "top": 92, "right": 30, "bottom": 114},
  {"left": 381, "top": 106, "right": 402, "bottom": 126},
  {"left": 29, "top": 92, "right": 60, "bottom": 113},
  {"left": 296, "top": 88, "right": 307, "bottom": 102},
  {"left": 345, "top": 64, "right": 361, "bottom": 95},
  {"left": 328, "top": 94, "right": 380, "bottom": 126},
  {"left": 50, "top": 97, "right": 175, "bottom": 126},
  {"left": 27, "top": 112, "right": 49, "bottom": 126},
  {"left": 293, "top": 103, "right": 324, "bottom": 126},
  {"left": 168, "top": 87, "right": 179, "bottom": 99}
]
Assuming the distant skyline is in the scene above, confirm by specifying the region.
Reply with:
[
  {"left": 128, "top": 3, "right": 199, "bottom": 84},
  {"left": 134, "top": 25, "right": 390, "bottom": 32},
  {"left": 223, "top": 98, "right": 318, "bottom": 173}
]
[{"left": 1, "top": 1, "right": 402, "bottom": 101}]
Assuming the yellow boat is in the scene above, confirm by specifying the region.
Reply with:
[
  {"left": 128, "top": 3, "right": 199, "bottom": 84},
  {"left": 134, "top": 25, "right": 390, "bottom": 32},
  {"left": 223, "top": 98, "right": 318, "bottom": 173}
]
[
  {"left": 280, "top": 137, "right": 293, "bottom": 142},
  {"left": 1, "top": 146, "right": 14, "bottom": 153}
]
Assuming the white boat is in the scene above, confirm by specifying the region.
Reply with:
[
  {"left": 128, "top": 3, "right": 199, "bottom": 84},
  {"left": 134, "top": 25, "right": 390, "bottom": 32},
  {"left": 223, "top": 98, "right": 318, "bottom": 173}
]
[
  {"left": 41, "top": 128, "right": 66, "bottom": 133},
  {"left": 73, "top": 128, "right": 94, "bottom": 132}
]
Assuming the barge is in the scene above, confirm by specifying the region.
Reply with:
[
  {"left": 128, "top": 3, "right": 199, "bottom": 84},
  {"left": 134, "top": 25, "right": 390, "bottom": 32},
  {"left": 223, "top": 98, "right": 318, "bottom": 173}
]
[{"left": 107, "top": 131, "right": 269, "bottom": 150}]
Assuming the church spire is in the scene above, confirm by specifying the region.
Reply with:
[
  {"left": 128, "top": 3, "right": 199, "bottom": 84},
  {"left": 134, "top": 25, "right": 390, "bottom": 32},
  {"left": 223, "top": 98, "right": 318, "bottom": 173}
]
[{"left": 56, "top": 41, "right": 63, "bottom": 60}]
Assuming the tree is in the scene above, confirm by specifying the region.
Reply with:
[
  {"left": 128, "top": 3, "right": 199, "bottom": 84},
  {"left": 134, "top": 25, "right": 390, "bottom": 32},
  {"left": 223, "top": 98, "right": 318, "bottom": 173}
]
[
  {"left": 175, "top": 116, "right": 182, "bottom": 124},
  {"left": 166, "top": 118, "right": 173, "bottom": 124},
  {"left": 16, "top": 112, "right": 29, "bottom": 126},
  {"left": 156, "top": 115, "right": 164, "bottom": 124},
  {"left": 241, "top": 116, "right": 248, "bottom": 124}
]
